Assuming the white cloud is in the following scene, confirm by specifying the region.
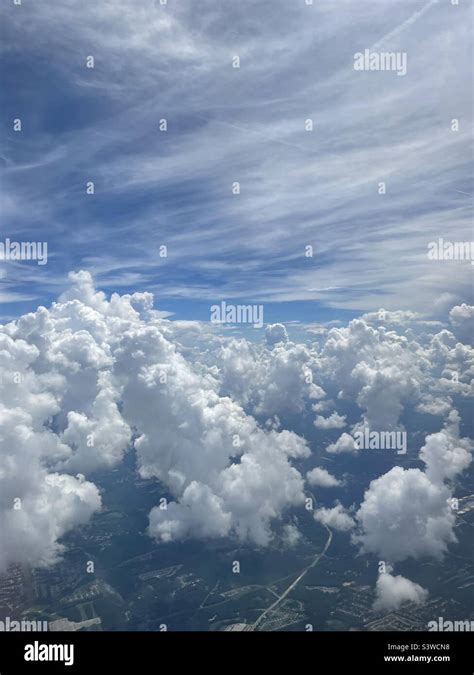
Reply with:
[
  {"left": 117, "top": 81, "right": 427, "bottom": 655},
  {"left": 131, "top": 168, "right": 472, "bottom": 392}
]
[
  {"left": 0, "top": 272, "right": 315, "bottom": 560},
  {"left": 373, "top": 571, "right": 428, "bottom": 612},
  {"left": 149, "top": 481, "right": 231, "bottom": 543},
  {"left": 353, "top": 467, "right": 456, "bottom": 562},
  {"left": 0, "top": 408, "right": 101, "bottom": 572},
  {"left": 265, "top": 323, "right": 288, "bottom": 346},
  {"left": 416, "top": 395, "right": 453, "bottom": 417},
  {"left": 307, "top": 467, "right": 342, "bottom": 488},
  {"left": 449, "top": 304, "right": 474, "bottom": 344},
  {"left": 312, "top": 399, "right": 335, "bottom": 413},
  {"left": 321, "top": 319, "right": 427, "bottom": 431},
  {"left": 327, "top": 432, "right": 358, "bottom": 455},
  {"left": 314, "top": 503, "right": 355, "bottom": 532},
  {"left": 314, "top": 411, "right": 347, "bottom": 429},
  {"left": 0, "top": 271, "right": 472, "bottom": 568},
  {"left": 353, "top": 410, "right": 472, "bottom": 564},
  {"left": 419, "top": 410, "right": 472, "bottom": 484},
  {"left": 215, "top": 338, "right": 325, "bottom": 417},
  {"left": 0, "top": 322, "right": 102, "bottom": 572}
]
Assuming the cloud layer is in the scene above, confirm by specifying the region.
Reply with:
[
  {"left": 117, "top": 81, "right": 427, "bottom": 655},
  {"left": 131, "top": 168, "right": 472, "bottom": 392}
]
[{"left": 0, "top": 272, "right": 471, "bottom": 575}]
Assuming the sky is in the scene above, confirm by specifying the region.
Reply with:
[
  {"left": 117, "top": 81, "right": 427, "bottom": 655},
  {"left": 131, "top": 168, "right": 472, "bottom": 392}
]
[
  {"left": 0, "top": 1, "right": 473, "bottom": 617},
  {"left": 1, "top": 0, "right": 472, "bottom": 325}
]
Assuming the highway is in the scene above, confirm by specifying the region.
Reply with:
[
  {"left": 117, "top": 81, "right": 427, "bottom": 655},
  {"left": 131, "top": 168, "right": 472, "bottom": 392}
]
[{"left": 249, "top": 524, "right": 333, "bottom": 631}]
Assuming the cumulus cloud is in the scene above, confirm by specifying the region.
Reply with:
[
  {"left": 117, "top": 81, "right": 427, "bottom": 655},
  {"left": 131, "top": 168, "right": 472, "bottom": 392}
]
[
  {"left": 307, "top": 467, "right": 342, "bottom": 488},
  {"left": 314, "top": 503, "right": 355, "bottom": 531},
  {"left": 416, "top": 394, "right": 453, "bottom": 417},
  {"left": 373, "top": 571, "right": 428, "bottom": 612},
  {"left": 0, "top": 318, "right": 102, "bottom": 572},
  {"left": 353, "top": 466, "right": 457, "bottom": 562},
  {"left": 0, "top": 272, "right": 315, "bottom": 561},
  {"left": 0, "top": 404, "right": 101, "bottom": 573},
  {"left": 148, "top": 430, "right": 309, "bottom": 546},
  {"left": 312, "top": 399, "right": 335, "bottom": 413},
  {"left": 59, "top": 373, "right": 131, "bottom": 474},
  {"left": 320, "top": 319, "right": 427, "bottom": 431},
  {"left": 149, "top": 482, "right": 232, "bottom": 543},
  {"left": 353, "top": 410, "right": 472, "bottom": 564},
  {"left": 427, "top": 329, "right": 474, "bottom": 398},
  {"left": 419, "top": 410, "right": 472, "bottom": 484},
  {"left": 0, "top": 271, "right": 472, "bottom": 568},
  {"left": 111, "top": 318, "right": 310, "bottom": 546},
  {"left": 449, "top": 304, "right": 474, "bottom": 344},
  {"left": 0, "top": 468, "right": 101, "bottom": 573},
  {"left": 352, "top": 408, "right": 473, "bottom": 567},
  {"left": 326, "top": 432, "right": 358, "bottom": 455},
  {"left": 215, "top": 337, "right": 325, "bottom": 418},
  {"left": 265, "top": 323, "right": 288, "bottom": 346},
  {"left": 314, "top": 411, "right": 346, "bottom": 429}
]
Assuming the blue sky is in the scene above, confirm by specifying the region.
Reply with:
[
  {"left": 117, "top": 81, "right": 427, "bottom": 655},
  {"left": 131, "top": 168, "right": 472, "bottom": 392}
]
[{"left": 0, "top": 0, "right": 472, "bottom": 324}]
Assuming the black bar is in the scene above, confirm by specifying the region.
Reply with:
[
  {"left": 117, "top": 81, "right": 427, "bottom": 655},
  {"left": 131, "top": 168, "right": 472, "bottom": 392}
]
[{"left": 0, "top": 631, "right": 471, "bottom": 674}]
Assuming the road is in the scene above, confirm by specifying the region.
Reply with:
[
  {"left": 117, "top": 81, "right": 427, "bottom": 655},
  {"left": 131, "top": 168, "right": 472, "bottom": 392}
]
[{"left": 249, "top": 524, "right": 333, "bottom": 631}]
